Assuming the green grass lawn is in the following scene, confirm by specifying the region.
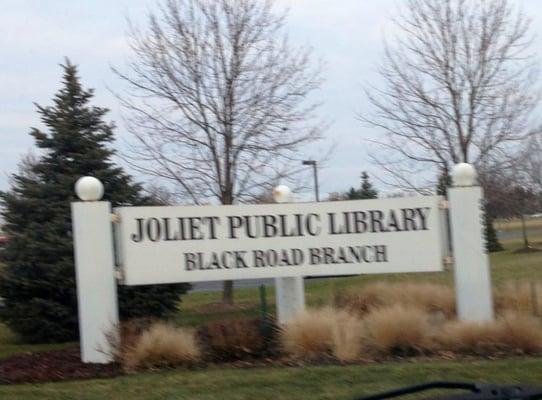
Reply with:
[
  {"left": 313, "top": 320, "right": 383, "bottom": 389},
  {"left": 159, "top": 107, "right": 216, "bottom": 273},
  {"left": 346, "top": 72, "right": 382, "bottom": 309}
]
[{"left": 1, "top": 358, "right": 541, "bottom": 399}]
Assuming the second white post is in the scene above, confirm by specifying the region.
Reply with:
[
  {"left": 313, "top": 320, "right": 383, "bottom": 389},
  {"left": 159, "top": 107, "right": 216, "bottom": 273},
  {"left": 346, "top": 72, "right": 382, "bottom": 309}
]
[
  {"left": 448, "top": 163, "right": 494, "bottom": 321},
  {"left": 272, "top": 185, "right": 306, "bottom": 323}
]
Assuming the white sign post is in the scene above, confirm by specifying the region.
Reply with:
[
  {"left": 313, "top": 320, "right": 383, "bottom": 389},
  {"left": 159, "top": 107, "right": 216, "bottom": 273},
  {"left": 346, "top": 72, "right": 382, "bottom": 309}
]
[
  {"left": 272, "top": 185, "right": 306, "bottom": 323},
  {"left": 448, "top": 163, "right": 494, "bottom": 321},
  {"left": 71, "top": 177, "right": 119, "bottom": 364}
]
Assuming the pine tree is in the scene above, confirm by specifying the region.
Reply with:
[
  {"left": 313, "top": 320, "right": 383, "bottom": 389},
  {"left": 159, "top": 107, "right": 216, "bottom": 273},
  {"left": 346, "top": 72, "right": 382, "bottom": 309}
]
[
  {"left": 0, "top": 61, "right": 189, "bottom": 343},
  {"left": 359, "top": 172, "right": 378, "bottom": 199},
  {"left": 436, "top": 168, "right": 452, "bottom": 196},
  {"left": 484, "top": 212, "right": 504, "bottom": 253},
  {"left": 346, "top": 172, "right": 378, "bottom": 200}
]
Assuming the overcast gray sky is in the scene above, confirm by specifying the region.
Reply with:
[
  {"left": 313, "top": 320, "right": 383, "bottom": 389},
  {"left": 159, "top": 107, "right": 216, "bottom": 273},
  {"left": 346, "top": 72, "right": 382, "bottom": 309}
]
[{"left": 2, "top": 0, "right": 542, "bottom": 198}]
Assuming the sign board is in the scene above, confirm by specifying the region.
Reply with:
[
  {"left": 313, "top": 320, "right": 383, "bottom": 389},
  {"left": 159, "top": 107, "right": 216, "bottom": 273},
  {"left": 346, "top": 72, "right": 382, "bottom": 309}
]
[{"left": 115, "top": 196, "right": 446, "bottom": 285}]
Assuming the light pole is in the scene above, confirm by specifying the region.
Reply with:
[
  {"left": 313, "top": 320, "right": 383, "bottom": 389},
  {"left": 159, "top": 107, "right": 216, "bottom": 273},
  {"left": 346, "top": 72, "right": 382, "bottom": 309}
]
[{"left": 302, "top": 160, "right": 319, "bottom": 202}]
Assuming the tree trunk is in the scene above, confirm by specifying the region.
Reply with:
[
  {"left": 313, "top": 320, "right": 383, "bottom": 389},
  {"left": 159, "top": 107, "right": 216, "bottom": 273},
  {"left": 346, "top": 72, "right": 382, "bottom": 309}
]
[
  {"left": 520, "top": 214, "right": 530, "bottom": 249},
  {"left": 222, "top": 280, "right": 234, "bottom": 305},
  {"left": 222, "top": 189, "right": 234, "bottom": 305}
]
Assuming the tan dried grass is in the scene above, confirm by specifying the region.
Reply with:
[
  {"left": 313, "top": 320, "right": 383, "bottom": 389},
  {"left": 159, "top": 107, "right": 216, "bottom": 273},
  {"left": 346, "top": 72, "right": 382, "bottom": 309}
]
[
  {"left": 436, "top": 312, "right": 542, "bottom": 355},
  {"left": 123, "top": 323, "right": 201, "bottom": 370},
  {"left": 363, "top": 305, "right": 434, "bottom": 356},
  {"left": 436, "top": 320, "right": 500, "bottom": 355},
  {"left": 280, "top": 308, "right": 335, "bottom": 359},
  {"left": 336, "top": 282, "right": 455, "bottom": 318},
  {"left": 330, "top": 311, "right": 364, "bottom": 362},
  {"left": 494, "top": 282, "right": 542, "bottom": 316},
  {"left": 494, "top": 312, "right": 542, "bottom": 353},
  {"left": 281, "top": 308, "right": 366, "bottom": 361}
]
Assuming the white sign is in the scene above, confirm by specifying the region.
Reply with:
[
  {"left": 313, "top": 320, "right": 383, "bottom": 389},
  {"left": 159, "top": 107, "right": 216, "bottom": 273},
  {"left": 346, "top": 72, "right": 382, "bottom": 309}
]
[{"left": 115, "top": 196, "right": 445, "bottom": 285}]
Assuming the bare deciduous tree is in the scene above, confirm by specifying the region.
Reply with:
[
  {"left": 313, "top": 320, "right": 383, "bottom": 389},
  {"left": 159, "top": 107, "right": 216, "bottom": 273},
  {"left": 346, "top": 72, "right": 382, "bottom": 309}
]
[
  {"left": 114, "top": 0, "right": 325, "bottom": 303},
  {"left": 361, "top": 0, "right": 540, "bottom": 191}
]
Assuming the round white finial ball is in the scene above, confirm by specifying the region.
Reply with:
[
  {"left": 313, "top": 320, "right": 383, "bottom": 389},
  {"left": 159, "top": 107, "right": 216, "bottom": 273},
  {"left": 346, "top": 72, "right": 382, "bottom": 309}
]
[
  {"left": 272, "top": 185, "right": 292, "bottom": 203},
  {"left": 452, "top": 163, "right": 477, "bottom": 187},
  {"left": 75, "top": 176, "right": 104, "bottom": 201}
]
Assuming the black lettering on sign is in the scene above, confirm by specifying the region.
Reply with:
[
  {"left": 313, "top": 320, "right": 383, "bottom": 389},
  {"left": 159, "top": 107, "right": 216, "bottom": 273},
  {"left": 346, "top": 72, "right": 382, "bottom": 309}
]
[
  {"left": 228, "top": 216, "right": 243, "bottom": 239},
  {"left": 147, "top": 218, "right": 161, "bottom": 242},
  {"left": 131, "top": 218, "right": 144, "bottom": 242}
]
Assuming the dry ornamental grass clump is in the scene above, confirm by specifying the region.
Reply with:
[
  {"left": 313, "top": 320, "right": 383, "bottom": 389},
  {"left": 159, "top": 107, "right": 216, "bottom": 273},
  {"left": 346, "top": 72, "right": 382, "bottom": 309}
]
[
  {"left": 123, "top": 323, "right": 201, "bottom": 371},
  {"left": 436, "top": 320, "right": 500, "bottom": 355},
  {"left": 494, "top": 282, "right": 542, "bottom": 316},
  {"left": 330, "top": 311, "right": 364, "bottom": 362},
  {"left": 336, "top": 282, "right": 456, "bottom": 317},
  {"left": 494, "top": 312, "right": 542, "bottom": 354},
  {"left": 281, "top": 308, "right": 366, "bottom": 362},
  {"left": 435, "top": 312, "right": 542, "bottom": 356},
  {"left": 280, "top": 308, "right": 335, "bottom": 359},
  {"left": 363, "top": 305, "right": 434, "bottom": 356}
]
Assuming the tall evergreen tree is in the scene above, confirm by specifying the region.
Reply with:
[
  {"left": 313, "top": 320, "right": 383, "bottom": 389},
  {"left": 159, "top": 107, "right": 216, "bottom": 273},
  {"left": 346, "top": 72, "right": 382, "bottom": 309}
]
[
  {"left": 346, "top": 171, "right": 378, "bottom": 200},
  {"left": 0, "top": 61, "right": 189, "bottom": 343}
]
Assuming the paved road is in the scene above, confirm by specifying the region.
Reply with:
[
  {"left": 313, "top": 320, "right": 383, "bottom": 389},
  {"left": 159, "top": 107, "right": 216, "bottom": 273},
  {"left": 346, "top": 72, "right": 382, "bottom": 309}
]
[{"left": 497, "top": 229, "right": 542, "bottom": 240}]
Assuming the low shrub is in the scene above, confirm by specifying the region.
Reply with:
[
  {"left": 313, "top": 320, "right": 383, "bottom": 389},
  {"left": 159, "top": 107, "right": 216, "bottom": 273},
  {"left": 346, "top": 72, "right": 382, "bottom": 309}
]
[
  {"left": 123, "top": 323, "right": 201, "bottom": 370},
  {"left": 336, "top": 282, "right": 455, "bottom": 318},
  {"left": 198, "top": 319, "right": 267, "bottom": 361},
  {"left": 363, "top": 305, "right": 434, "bottom": 356}
]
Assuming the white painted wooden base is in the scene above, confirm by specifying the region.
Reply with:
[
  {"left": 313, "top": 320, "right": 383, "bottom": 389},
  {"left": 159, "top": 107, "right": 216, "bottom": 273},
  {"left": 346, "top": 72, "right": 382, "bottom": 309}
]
[
  {"left": 275, "top": 276, "right": 305, "bottom": 324},
  {"left": 71, "top": 201, "right": 119, "bottom": 363}
]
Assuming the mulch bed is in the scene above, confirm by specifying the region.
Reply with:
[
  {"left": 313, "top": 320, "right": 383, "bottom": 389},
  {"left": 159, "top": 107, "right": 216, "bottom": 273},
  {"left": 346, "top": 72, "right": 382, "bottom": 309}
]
[{"left": 0, "top": 346, "right": 121, "bottom": 384}]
